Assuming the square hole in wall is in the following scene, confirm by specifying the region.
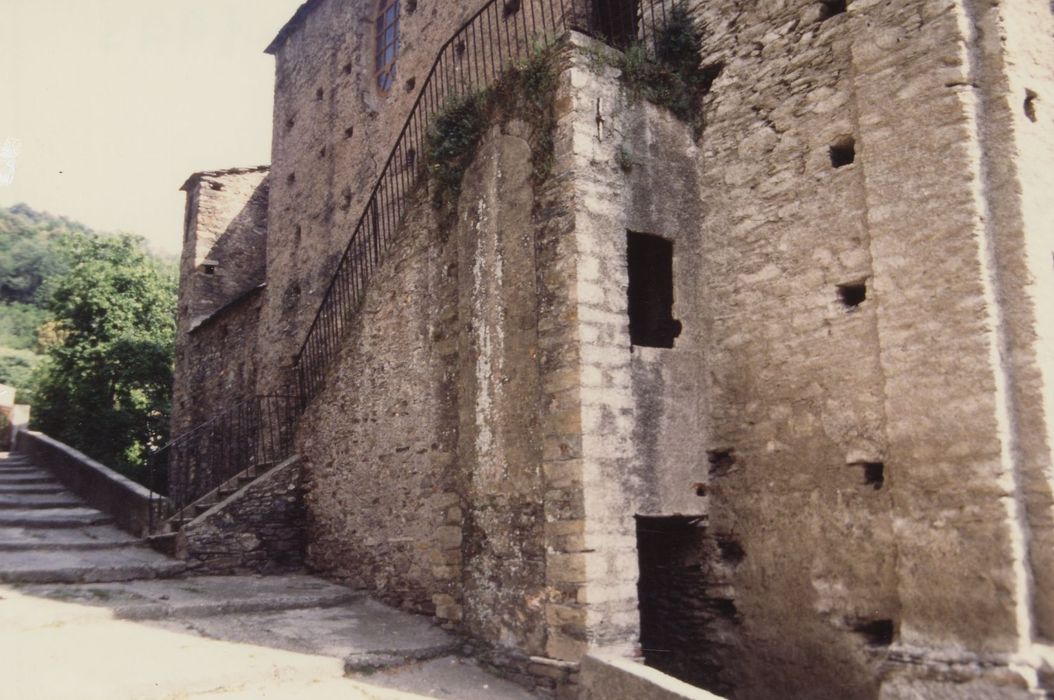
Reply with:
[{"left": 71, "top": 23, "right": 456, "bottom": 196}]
[
  {"left": 627, "top": 231, "right": 682, "bottom": 348},
  {"left": 837, "top": 281, "right": 867, "bottom": 309},
  {"left": 830, "top": 137, "right": 856, "bottom": 167},
  {"left": 820, "top": 0, "right": 848, "bottom": 20},
  {"left": 849, "top": 461, "right": 884, "bottom": 489}
]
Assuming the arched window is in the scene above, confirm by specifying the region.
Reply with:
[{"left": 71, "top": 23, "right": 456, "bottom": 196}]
[{"left": 375, "top": 0, "right": 400, "bottom": 93}]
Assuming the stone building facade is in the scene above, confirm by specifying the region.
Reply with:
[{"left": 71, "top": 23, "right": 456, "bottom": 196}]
[{"left": 172, "top": 1, "right": 1054, "bottom": 698}]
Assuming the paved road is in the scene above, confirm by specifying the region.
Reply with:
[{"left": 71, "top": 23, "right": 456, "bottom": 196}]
[{"left": 0, "top": 452, "right": 538, "bottom": 699}]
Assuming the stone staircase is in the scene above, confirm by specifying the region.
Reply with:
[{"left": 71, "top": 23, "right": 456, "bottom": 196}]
[
  {"left": 0, "top": 451, "right": 184, "bottom": 583},
  {"left": 164, "top": 461, "right": 276, "bottom": 531}
]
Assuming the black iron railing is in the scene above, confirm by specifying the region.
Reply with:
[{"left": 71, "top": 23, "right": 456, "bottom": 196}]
[
  {"left": 148, "top": 394, "right": 297, "bottom": 527},
  {"left": 293, "top": 0, "right": 683, "bottom": 405},
  {"left": 150, "top": 0, "right": 686, "bottom": 529}
]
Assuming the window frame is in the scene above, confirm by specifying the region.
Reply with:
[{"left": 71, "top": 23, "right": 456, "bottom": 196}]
[{"left": 374, "top": 0, "right": 401, "bottom": 94}]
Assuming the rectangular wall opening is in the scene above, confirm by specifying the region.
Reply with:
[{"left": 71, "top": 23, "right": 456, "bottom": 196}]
[
  {"left": 627, "top": 232, "right": 682, "bottom": 348},
  {"left": 636, "top": 514, "right": 733, "bottom": 695}
]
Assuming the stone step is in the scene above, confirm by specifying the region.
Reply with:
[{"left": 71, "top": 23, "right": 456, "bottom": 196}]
[
  {"left": 0, "top": 493, "right": 82, "bottom": 510},
  {"left": 0, "top": 547, "right": 186, "bottom": 584},
  {"left": 0, "top": 487, "right": 67, "bottom": 497},
  {"left": 0, "top": 483, "right": 68, "bottom": 495},
  {"left": 0, "top": 474, "right": 61, "bottom": 486},
  {"left": 0, "top": 507, "right": 114, "bottom": 528},
  {"left": 0, "top": 466, "right": 45, "bottom": 475},
  {"left": 20, "top": 574, "right": 364, "bottom": 621},
  {"left": 0, "top": 525, "right": 142, "bottom": 551}
]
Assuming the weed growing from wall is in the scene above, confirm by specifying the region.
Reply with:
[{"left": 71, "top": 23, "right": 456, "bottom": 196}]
[
  {"left": 426, "top": 43, "right": 560, "bottom": 213},
  {"left": 426, "top": 91, "right": 489, "bottom": 210},
  {"left": 601, "top": 3, "right": 713, "bottom": 135}
]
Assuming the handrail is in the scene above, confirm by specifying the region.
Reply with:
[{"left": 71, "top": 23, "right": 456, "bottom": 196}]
[
  {"left": 148, "top": 394, "right": 297, "bottom": 527},
  {"left": 292, "top": 0, "right": 678, "bottom": 405},
  {"left": 149, "top": 0, "right": 683, "bottom": 529}
]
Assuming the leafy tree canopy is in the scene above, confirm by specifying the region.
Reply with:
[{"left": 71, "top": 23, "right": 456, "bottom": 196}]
[
  {"left": 30, "top": 233, "right": 177, "bottom": 481},
  {"left": 0, "top": 203, "right": 81, "bottom": 307}
]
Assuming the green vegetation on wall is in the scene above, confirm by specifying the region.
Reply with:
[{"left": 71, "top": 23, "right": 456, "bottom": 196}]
[
  {"left": 591, "top": 3, "right": 717, "bottom": 136},
  {"left": 426, "top": 42, "right": 560, "bottom": 214}
]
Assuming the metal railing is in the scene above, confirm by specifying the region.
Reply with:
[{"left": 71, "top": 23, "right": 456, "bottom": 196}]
[
  {"left": 148, "top": 394, "right": 297, "bottom": 527},
  {"left": 293, "top": 0, "right": 684, "bottom": 404},
  {"left": 150, "top": 0, "right": 686, "bottom": 529}
]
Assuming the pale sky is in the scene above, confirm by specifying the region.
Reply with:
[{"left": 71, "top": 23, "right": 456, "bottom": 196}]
[{"left": 0, "top": 0, "right": 305, "bottom": 255}]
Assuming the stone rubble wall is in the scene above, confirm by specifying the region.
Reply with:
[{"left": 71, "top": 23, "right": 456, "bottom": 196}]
[
  {"left": 173, "top": 169, "right": 269, "bottom": 439},
  {"left": 259, "top": 0, "right": 565, "bottom": 394},
  {"left": 295, "top": 183, "right": 462, "bottom": 617},
  {"left": 180, "top": 457, "right": 306, "bottom": 575}
]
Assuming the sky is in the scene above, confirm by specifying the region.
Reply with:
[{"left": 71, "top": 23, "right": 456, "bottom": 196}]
[{"left": 0, "top": 0, "right": 305, "bottom": 255}]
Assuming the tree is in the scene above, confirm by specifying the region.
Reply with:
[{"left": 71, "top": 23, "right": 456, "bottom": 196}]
[{"left": 31, "top": 234, "right": 176, "bottom": 481}]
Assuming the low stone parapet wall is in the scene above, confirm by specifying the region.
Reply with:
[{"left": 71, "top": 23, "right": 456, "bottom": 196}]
[
  {"left": 579, "top": 652, "right": 726, "bottom": 700},
  {"left": 14, "top": 430, "right": 158, "bottom": 537}
]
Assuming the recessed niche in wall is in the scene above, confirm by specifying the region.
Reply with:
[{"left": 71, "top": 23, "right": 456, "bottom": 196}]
[
  {"left": 820, "top": 0, "right": 848, "bottom": 20},
  {"left": 707, "top": 449, "right": 737, "bottom": 477},
  {"left": 202, "top": 260, "right": 218, "bottom": 276},
  {"left": 1025, "top": 89, "right": 1038, "bottom": 122},
  {"left": 344, "top": 126, "right": 355, "bottom": 139},
  {"left": 851, "top": 618, "right": 895, "bottom": 647},
  {"left": 830, "top": 137, "right": 856, "bottom": 167},
  {"left": 627, "top": 231, "right": 682, "bottom": 348},
  {"left": 837, "top": 280, "right": 867, "bottom": 309},
  {"left": 700, "top": 62, "right": 726, "bottom": 94},
  {"left": 316, "top": 87, "right": 325, "bottom": 101},
  {"left": 849, "top": 461, "right": 884, "bottom": 489},
  {"left": 343, "top": 62, "right": 352, "bottom": 75}
]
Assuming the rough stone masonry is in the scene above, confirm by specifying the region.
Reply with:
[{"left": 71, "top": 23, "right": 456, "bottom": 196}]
[{"left": 172, "top": 1, "right": 1054, "bottom": 698}]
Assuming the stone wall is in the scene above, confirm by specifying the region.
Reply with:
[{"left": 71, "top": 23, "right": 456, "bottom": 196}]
[
  {"left": 180, "top": 457, "right": 306, "bottom": 575},
  {"left": 259, "top": 0, "right": 485, "bottom": 393},
  {"left": 294, "top": 45, "right": 589, "bottom": 691},
  {"left": 682, "top": 0, "right": 1051, "bottom": 696},
  {"left": 964, "top": 0, "right": 1054, "bottom": 644},
  {"left": 171, "top": 288, "right": 264, "bottom": 438},
  {"left": 173, "top": 168, "right": 269, "bottom": 437},
  {"left": 169, "top": 0, "right": 1054, "bottom": 697},
  {"left": 259, "top": 0, "right": 559, "bottom": 393},
  {"left": 296, "top": 184, "right": 462, "bottom": 615}
]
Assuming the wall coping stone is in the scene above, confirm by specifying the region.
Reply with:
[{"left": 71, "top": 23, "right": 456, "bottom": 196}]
[{"left": 580, "top": 651, "right": 727, "bottom": 700}]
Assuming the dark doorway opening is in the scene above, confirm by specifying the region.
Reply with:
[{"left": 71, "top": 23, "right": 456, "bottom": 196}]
[
  {"left": 636, "top": 515, "right": 733, "bottom": 695},
  {"left": 627, "top": 232, "right": 682, "bottom": 348}
]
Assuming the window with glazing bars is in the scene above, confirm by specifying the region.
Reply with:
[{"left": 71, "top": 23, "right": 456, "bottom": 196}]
[{"left": 375, "top": 0, "right": 400, "bottom": 93}]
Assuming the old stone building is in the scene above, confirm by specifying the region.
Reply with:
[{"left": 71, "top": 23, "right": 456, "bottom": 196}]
[{"left": 170, "top": 0, "right": 1054, "bottom": 698}]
